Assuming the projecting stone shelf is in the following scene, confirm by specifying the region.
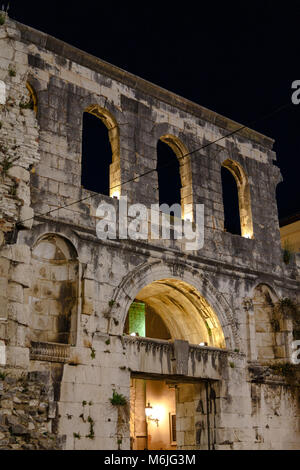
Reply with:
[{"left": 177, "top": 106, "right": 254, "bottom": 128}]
[
  {"left": 30, "top": 341, "right": 71, "bottom": 363},
  {"left": 123, "top": 335, "right": 228, "bottom": 380}
]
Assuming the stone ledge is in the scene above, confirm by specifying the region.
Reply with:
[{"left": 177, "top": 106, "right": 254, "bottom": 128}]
[{"left": 30, "top": 341, "right": 70, "bottom": 363}]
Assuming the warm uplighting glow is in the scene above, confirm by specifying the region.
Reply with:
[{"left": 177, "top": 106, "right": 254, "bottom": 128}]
[
  {"left": 145, "top": 402, "right": 164, "bottom": 427},
  {"left": 183, "top": 205, "right": 193, "bottom": 223},
  {"left": 199, "top": 342, "right": 207, "bottom": 346},
  {"left": 110, "top": 189, "right": 120, "bottom": 199},
  {"left": 151, "top": 404, "right": 165, "bottom": 422},
  {"left": 243, "top": 232, "right": 252, "bottom": 239}
]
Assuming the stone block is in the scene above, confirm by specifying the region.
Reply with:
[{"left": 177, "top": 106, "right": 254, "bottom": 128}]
[
  {"left": 1, "top": 399, "right": 13, "bottom": 410},
  {"left": 83, "top": 279, "right": 94, "bottom": 299},
  {"left": 0, "top": 295, "right": 7, "bottom": 319},
  {"left": 184, "top": 430, "right": 195, "bottom": 446},
  {"left": 0, "top": 40, "right": 14, "bottom": 60},
  {"left": 173, "top": 339, "right": 189, "bottom": 375},
  {"left": 6, "top": 346, "right": 29, "bottom": 368},
  {"left": 0, "top": 80, "right": 5, "bottom": 104},
  {"left": 10, "top": 264, "right": 32, "bottom": 287},
  {"left": 0, "top": 257, "right": 10, "bottom": 277},
  {"left": 7, "top": 302, "right": 29, "bottom": 325},
  {"left": 82, "top": 298, "right": 94, "bottom": 315},
  {"left": 10, "top": 245, "right": 31, "bottom": 264},
  {"left": 8, "top": 165, "right": 30, "bottom": 183},
  {"left": 16, "top": 181, "right": 30, "bottom": 206},
  {"left": 181, "top": 416, "right": 193, "bottom": 432},
  {"left": 19, "top": 206, "right": 34, "bottom": 229},
  {"left": 6, "top": 321, "right": 27, "bottom": 347},
  {"left": 177, "top": 384, "right": 194, "bottom": 403},
  {"left": 7, "top": 282, "right": 23, "bottom": 303}
]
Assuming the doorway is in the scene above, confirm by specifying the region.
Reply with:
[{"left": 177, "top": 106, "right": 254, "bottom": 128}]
[{"left": 130, "top": 378, "right": 177, "bottom": 450}]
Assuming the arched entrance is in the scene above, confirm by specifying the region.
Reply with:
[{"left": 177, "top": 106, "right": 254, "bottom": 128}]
[
  {"left": 124, "top": 278, "right": 226, "bottom": 348},
  {"left": 123, "top": 275, "right": 226, "bottom": 450},
  {"left": 110, "top": 260, "right": 237, "bottom": 350}
]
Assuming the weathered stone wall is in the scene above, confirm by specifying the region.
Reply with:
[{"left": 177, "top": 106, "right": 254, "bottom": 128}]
[
  {"left": 0, "top": 15, "right": 299, "bottom": 450},
  {"left": 0, "top": 370, "right": 65, "bottom": 449}
]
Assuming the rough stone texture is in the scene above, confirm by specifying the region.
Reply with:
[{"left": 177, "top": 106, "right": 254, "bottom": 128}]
[
  {"left": 0, "top": 371, "right": 65, "bottom": 449},
  {"left": 0, "top": 15, "right": 299, "bottom": 450}
]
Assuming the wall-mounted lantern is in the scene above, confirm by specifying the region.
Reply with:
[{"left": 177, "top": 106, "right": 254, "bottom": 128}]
[{"left": 145, "top": 402, "right": 159, "bottom": 427}]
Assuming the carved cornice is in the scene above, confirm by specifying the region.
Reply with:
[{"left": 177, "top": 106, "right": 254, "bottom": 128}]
[
  {"left": 30, "top": 341, "right": 70, "bottom": 363},
  {"left": 123, "top": 335, "right": 227, "bottom": 357},
  {"left": 123, "top": 335, "right": 173, "bottom": 354}
]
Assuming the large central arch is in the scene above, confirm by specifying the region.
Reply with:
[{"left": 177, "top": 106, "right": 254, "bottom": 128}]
[
  {"left": 109, "top": 260, "right": 239, "bottom": 350},
  {"left": 125, "top": 279, "right": 226, "bottom": 347}
]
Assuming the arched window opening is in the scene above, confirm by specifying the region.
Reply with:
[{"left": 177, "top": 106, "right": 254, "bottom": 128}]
[
  {"left": 19, "top": 82, "right": 37, "bottom": 113},
  {"left": 157, "top": 135, "right": 193, "bottom": 221},
  {"left": 221, "top": 166, "right": 241, "bottom": 236},
  {"left": 123, "top": 279, "right": 226, "bottom": 348},
  {"left": 157, "top": 140, "right": 181, "bottom": 208},
  {"left": 81, "top": 112, "right": 112, "bottom": 195},
  {"left": 30, "top": 235, "right": 78, "bottom": 345},
  {"left": 81, "top": 105, "right": 120, "bottom": 197},
  {"left": 221, "top": 159, "right": 254, "bottom": 238}
]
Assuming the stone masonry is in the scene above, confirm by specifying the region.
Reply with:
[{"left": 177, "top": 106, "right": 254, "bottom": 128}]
[{"left": 0, "top": 14, "right": 299, "bottom": 450}]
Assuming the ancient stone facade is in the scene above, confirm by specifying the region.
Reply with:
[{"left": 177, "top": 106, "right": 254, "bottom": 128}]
[{"left": 0, "top": 15, "right": 299, "bottom": 450}]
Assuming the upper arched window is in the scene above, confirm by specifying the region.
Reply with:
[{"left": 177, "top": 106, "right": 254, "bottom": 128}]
[
  {"left": 81, "top": 105, "right": 120, "bottom": 197},
  {"left": 221, "top": 159, "right": 254, "bottom": 239},
  {"left": 157, "top": 139, "right": 181, "bottom": 207},
  {"left": 19, "top": 82, "right": 37, "bottom": 113},
  {"left": 157, "top": 135, "right": 193, "bottom": 221}
]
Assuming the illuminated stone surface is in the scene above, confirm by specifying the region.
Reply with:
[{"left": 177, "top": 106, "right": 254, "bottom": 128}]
[{"left": 0, "top": 16, "right": 299, "bottom": 450}]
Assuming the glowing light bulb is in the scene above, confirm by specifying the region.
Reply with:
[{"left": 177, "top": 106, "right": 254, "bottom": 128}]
[{"left": 145, "top": 402, "right": 152, "bottom": 417}]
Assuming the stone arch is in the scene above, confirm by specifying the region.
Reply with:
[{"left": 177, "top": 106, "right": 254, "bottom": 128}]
[
  {"left": 25, "top": 81, "right": 38, "bottom": 114},
  {"left": 85, "top": 105, "right": 119, "bottom": 163},
  {"left": 18, "top": 222, "right": 83, "bottom": 262},
  {"left": 124, "top": 278, "right": 226, "bottom": 347},
  {"left": 159, "top": 134, "right": 193, "bottom": 219},
  {"left": 29, "top": 234, "right": 79, "bottom": 345},
  {"left": 153, "top": 123, "right": 194, "bottom": 221},
  {"left": 222, "top": 158, "right": 254, "bottom": 239},
  {"left": 109, "top": 260, "right": 239, "bottom": 350},
  {"left": 252, "top": 283, "right": 287, "bottom": 362},
  {"left": 82, "top": 104, "right": 121, "bottom": 198}
]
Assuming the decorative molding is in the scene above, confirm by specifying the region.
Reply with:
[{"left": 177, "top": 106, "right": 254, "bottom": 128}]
[
  {"left": 123, "top": 335, "right": 173, "bottom": 354},
  {"left": 123, "top": 335, "right": 228, "bottom": 363},
  {"left": 30, "top": 341, "right": 70, "bottom": 363}
]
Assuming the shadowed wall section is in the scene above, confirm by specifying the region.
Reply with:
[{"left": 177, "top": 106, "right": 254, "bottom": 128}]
[{"left": 30, "top": 235, "right": 78, "bottom": 345}]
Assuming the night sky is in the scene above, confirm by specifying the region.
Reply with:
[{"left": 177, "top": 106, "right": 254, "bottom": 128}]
[{"left": 5, "top": 1, "right": 300, "bottom": 220}]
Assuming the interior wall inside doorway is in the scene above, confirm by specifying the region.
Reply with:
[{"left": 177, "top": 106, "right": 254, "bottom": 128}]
[{"left": 130, "top": 378, "right": 176, "bottom": 450}]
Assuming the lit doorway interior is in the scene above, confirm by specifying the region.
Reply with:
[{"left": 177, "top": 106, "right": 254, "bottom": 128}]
[{"left": 130, "top": 378, "right": 177, "bottom": 450}]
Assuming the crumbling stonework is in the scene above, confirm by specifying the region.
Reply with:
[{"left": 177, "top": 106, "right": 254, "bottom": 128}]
[
  {"left": 0, "top": 370, "right": 65, "bottom": 449},
  {"left": 0, "top": 15, "right": 299, "bottom": 450}
]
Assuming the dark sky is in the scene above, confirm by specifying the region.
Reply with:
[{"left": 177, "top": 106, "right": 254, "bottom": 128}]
[{"left": 6, "top": 1, "right": 300, "bottom": 220}]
